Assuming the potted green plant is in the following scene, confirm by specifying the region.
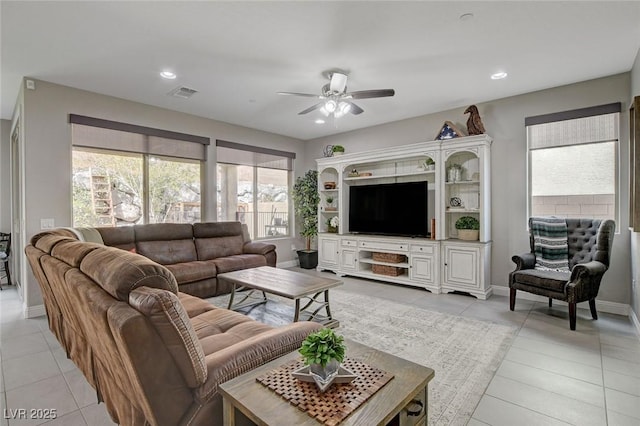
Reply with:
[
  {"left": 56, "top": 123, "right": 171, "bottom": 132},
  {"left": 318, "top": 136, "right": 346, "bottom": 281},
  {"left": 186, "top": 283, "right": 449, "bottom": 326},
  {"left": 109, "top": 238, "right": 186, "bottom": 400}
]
[
  {"left": 455, "top": 216, "right": 480, "bottom": 240},
  {"left": 423, "top": 157, "right": 435, "bottom": 171},
  {"left": 299, "top": 328, "right": 346, "bottom": 385},
  {"left": 332, "top": 145, "right": 345, "bottom": 156},
  {"left": 325, "top": 196, "right": 336, "bottom": 211},
  {"left": 292, "top": 170, "right": 321, "bottom": 269}
]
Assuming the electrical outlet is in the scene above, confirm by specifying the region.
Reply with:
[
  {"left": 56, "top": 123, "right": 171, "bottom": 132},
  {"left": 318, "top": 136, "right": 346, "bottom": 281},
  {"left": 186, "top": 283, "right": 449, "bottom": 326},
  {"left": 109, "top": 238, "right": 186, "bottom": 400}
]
[{"left": 40, "top": 218, "right": 55, "bottom": 229}]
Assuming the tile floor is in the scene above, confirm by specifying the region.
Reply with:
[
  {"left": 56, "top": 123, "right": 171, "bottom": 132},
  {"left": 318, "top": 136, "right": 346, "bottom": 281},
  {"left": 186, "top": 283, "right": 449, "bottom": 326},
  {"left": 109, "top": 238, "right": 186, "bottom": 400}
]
[{"left": 1, "top": 270, "right": 639, "bottom": 425}]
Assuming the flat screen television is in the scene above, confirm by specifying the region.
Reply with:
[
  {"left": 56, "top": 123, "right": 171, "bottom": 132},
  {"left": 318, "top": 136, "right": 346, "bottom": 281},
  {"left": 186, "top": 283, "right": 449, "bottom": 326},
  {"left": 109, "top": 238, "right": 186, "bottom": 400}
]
[{"left": 349, "top": 181, "right": 429, "bottom": 237}]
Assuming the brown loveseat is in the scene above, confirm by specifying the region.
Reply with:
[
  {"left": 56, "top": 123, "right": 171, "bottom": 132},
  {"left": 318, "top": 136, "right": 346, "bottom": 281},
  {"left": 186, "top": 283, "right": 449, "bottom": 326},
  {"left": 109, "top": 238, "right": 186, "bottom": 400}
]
[
  {"left": 72, "top": 221, "right": 275, "bottom": 298},
  {"left": 26, "top": 229, "right": 321, "bottom": 426}
]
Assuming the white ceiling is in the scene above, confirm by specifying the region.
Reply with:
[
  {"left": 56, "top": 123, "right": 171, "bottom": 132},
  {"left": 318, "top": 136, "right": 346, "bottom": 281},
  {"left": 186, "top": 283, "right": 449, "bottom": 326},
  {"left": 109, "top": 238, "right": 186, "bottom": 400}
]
[{"left": 2, "top": 1, "right": 639, "bottom": 140}]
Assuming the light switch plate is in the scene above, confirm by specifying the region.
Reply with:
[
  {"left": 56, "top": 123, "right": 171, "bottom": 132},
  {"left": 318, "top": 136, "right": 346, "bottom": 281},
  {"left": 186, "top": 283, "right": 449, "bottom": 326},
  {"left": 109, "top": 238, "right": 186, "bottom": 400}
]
[{"left": 40, "top": 218, "right": 55, "bottom": 229}]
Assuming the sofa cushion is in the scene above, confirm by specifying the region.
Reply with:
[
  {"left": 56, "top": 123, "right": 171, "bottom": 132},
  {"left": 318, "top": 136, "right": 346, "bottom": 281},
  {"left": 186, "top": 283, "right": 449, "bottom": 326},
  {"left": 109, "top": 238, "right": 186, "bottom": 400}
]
[
  {"left": 80, "top": 246, "right": 178, "bottom": 300},
  {"left": 130, "top": 287, "right": 207, "bottom": 388},
  {"left": 195, "top": 235, "right": 244, "bottom": 261},
  {"left": 137, "top": 240, "right": 198, "bottom": 265},
  {"left": 178, "top": 292, "right": 215, "bottom": 318},
  {"left": 213, "top": 254, "right": 267, "bottom": 274},
  {"left": 97, "top": 226, "right": 135, "bottom": 251},
  {"left": 51, "top": 240, "right": 103, "bottom": 268},
  {"left": 193, "top": 222, "right": 243, "bottom": 238},
  {"left": 511, "top": 268, "right": 570, "bottom": 293},
  {"left": 190, "top": 309, "right": 273, "bottom": 354},
  {"left": 165, "top": 260, "right": 217, "bottom": 284}
]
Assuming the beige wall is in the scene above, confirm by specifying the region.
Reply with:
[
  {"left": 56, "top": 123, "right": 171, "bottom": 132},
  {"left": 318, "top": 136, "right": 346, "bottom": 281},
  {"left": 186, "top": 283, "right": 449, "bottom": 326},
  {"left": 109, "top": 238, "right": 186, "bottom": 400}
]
[
  {"left": 308, "top": 73, "right": 633, "bottom": 305},
  {"left": 630, "top": 47, "right": 640, "bottom": 324},
  {"left": 20, "top": 79, "right": 306, "bottom": 309}
]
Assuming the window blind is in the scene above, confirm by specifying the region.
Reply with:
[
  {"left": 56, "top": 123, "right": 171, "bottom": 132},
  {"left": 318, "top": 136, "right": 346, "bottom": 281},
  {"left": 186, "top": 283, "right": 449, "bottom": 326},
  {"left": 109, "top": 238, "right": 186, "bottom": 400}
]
[
  {"left": 216, "top": 140, "right": 295, "bottom": 171},
  {"left": 526, "top": 104, "right": 620, "bottom": 150},
  {"left": 70, "top": 114, "right": 209, "bottom": 161}
]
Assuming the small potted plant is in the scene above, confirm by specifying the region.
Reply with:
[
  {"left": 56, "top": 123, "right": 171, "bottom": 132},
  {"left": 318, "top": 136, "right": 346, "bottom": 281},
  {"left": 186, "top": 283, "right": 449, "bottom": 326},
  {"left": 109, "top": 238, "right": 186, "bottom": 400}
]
[
  {"left": 423, "top": 157, "right": 435, "bottom": 171},
  {"left": 299, "top": 328, "right": 346, "bottom": 385},
  {"left": 455, "top": 216, "right": 480, "bottom": 240},
  {"left": 325, "top": 196, "right": 336, "bottom": 211},
  {"left": 332, "top": 145, "right": 345, "bottom": 156},
  {"left": 327, "top": 215, "right": 339, "bottom": 233}
]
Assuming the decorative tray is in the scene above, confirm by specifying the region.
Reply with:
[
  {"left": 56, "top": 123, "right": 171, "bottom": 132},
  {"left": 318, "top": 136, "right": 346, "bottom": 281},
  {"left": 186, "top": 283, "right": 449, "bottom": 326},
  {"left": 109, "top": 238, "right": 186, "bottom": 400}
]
[{"left": 291, "top": 365, "right": 358, "bottom": 392}]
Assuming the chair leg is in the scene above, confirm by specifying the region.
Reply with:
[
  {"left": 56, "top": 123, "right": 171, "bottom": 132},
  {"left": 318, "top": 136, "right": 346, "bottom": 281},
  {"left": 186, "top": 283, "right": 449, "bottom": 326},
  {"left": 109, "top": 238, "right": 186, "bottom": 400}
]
[
  {"left": 5, "top": 261, "right": 10, "bottom": 286},
  {"left": 569, "top": 302, "right": 577, "bottom": 330},
  {"left": 589, "top": 299, "right": 598, "bottom": 320},
  {"left": 509, "top": 288, "right": 516, "bottom": 311},
  {"left": 548, "top": 298, "right": 552, "bottom": 307}
]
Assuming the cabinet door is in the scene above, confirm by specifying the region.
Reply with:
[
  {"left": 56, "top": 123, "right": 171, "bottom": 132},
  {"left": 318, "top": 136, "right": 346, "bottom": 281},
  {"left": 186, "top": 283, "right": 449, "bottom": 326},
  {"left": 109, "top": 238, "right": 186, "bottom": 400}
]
[
  {"left": 319, "top": 237, "right": 339, "bottom": 267},
  {"left": 443, "top": 245, "right": 479, "bottom": 288},
  {"left": 410, "top": 255, "right": 435, "bottom": 283},
  {"left": 340, "top": 249, "right": 357, "bottom": 271}
]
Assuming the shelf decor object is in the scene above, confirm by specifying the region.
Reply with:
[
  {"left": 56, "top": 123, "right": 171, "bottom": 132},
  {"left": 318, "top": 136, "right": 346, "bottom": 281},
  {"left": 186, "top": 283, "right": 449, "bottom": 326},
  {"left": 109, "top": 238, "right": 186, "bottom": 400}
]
[
  {"left": 436, "top": 121, "right": 466, "bottom": 140},
  {"left": 291, "top": 363, "right": 357, "bottom": 392}
]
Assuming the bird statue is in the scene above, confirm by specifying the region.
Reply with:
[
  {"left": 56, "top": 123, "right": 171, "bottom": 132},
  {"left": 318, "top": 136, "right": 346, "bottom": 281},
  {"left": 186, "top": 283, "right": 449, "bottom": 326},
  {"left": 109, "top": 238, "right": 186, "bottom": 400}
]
[{"left": 464, "top": 105, "right": 486, "bottom": 135}]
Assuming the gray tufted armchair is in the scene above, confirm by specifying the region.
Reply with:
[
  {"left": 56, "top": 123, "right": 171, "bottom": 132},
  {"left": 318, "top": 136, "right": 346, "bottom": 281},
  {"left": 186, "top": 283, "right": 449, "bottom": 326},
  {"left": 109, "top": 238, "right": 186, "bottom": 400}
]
[{"left": 509, "top": 218, "right": 615, "bottom": 330}]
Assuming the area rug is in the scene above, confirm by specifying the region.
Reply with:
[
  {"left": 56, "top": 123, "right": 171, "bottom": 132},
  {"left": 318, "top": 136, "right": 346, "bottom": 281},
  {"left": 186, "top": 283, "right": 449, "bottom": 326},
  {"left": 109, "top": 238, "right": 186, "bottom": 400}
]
[{"left": 208, "top": 289, "right": 517, "bottom": 425}]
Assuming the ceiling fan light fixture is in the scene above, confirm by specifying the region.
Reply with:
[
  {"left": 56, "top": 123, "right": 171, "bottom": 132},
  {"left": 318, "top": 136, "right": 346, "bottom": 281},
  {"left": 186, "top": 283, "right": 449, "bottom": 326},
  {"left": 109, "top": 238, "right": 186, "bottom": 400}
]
[
  {"left": 339, "top": 102, "right": 351, "bottom": 115},
  {"left": 324, "top": 100, "right": 337, "bottom": 113}
]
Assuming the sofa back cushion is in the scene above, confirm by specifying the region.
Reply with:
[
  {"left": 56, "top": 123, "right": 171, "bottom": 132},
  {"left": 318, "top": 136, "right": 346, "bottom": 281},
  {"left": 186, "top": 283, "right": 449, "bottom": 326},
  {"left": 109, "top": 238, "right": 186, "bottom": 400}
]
[
  {"left": 129, "top": 287, "right": 208, "bottom": 388},
  {"left": 97, "top": 226, "right": 136, "bottom": 251},
  {"left": 80, "top": 246, "right": 178, "bottom": 301},
  {"left": 134, "top": 223, "right": 197, "bottom": 264},
  {"left": 193, "top": 222, "right": 244, "bottom": 260}
]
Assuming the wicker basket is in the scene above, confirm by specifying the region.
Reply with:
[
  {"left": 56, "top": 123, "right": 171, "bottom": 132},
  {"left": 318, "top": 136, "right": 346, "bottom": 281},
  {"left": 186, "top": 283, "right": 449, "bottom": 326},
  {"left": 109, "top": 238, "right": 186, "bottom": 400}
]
[
  {"left": 372, "top": 252, "right": 406, "bottom": 263},
  {"left": 372, "top": 264, "right": 404, "bottom": 277}
]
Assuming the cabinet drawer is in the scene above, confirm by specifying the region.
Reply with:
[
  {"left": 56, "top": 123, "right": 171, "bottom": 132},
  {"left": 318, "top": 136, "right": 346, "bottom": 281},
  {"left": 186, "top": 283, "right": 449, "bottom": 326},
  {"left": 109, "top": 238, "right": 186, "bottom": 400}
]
[
  {"left": 359, "top": 240, "right": 408, "bottom": 252},
  {"left": 342, "top": 239, "right": 357, "bottom": 247},
  {"left": 410, "top": 245, "right": 434, "bottom": 255},
  {"left": 397, "top": 386, "right": 427, "bottom": 426}
]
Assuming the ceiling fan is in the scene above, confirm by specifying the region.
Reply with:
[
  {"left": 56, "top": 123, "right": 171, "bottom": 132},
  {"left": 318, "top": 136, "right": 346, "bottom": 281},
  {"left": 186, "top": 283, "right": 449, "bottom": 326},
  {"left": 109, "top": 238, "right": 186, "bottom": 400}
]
[{"left": 278, "top": 71, "right": 395, "bottom": 118}]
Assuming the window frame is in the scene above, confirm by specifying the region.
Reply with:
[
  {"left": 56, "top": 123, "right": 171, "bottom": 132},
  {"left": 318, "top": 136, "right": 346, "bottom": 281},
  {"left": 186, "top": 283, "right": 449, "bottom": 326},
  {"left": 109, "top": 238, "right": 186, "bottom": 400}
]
[
  {"left": 525, "top": 104, "right": 621, "bottom": 225},
  {"left": 72, "top": 146, "right": 203, "bottom": 227}
]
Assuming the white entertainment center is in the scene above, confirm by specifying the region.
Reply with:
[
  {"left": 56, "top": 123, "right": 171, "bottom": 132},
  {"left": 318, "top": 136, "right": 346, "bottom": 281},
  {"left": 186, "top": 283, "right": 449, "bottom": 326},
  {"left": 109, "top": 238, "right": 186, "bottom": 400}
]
[{"left": 316, "top": 134, "right": 492, "bottom": 299}]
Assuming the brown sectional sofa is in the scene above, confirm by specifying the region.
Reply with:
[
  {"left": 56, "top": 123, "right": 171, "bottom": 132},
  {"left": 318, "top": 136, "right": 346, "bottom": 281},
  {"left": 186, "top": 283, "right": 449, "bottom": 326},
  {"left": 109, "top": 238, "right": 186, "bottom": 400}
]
[
  {"left": 26, "top": 229, "right": 321, "bottom": 426},
  {"left": 79, "top": 221, "right": 276, "bottom": 298}
]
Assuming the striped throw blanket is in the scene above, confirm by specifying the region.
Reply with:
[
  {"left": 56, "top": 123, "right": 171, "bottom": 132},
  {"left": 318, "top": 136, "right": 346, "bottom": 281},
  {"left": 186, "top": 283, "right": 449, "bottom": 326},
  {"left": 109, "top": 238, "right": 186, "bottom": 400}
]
[{"left": 530, "top": 217, "right": 570, "bottom": 272}]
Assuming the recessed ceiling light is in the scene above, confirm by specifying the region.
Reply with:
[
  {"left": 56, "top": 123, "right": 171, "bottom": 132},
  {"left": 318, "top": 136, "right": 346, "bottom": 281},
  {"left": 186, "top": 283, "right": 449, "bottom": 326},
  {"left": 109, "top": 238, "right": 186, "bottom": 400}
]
[
  {"left": 160, "top": 71, "right": 177, "bottom": 80},
  {"left": 459, "top": 13, "right": 474, "bottom": 21},
  {"left": 491, "top": 72, "right": 508, "bottom": 80},
  {"left": 315, "top": 119, "right": 325, "bottom": 124}
]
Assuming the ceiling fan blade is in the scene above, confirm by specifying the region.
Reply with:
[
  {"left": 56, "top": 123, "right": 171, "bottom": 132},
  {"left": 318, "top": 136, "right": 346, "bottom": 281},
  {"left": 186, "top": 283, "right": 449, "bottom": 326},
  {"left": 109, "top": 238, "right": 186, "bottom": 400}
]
[
  {"left": 298, "top": 102, "right": 324, "bottom": 115},
  {"left": 347, "top": 101, "right": 364, "bottom": 115},
  {"left": 277, "top": 92, "right": 323, "bottom": 98},
  {"left": 329, "top": 72, "right": 348, "bottom": 94},
  {"left": 349, "top": 89, "right": 395, "bottom": 99}
]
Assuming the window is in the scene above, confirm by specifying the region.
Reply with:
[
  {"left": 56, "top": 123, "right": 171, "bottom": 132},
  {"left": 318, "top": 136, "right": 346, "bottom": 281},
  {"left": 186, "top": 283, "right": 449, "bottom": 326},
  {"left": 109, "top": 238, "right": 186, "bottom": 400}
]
[
  {"left": 216, "top": 140, "right": 295, "bottom": 240},
  {"left": 526, "top": 104, "right": 620, "bottom": 221},
  {"left": 70, "top": 115, "right": 207, "bottom": 227}
]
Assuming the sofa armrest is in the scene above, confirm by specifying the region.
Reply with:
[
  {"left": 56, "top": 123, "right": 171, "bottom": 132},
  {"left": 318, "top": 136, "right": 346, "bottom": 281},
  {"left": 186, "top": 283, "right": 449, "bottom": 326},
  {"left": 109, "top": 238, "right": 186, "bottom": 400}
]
[
  {"left": 195, "top": 321, "right": 322, "bottom": 402},
  {"left": 570, "top": 260, "right": 607, "bottom": 281},
  {"left": 243, "top": 241, "right": 276, "bottom": 256},
  {"left": 511, "top": 253, "right": 535, "bottom": 271}
]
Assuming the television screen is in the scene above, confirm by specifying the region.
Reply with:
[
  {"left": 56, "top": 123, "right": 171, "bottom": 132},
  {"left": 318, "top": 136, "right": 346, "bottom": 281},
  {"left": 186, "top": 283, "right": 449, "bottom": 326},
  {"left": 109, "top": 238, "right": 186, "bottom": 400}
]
[{"left": 349, "top": 181, "right": 429, "bottom": 237}]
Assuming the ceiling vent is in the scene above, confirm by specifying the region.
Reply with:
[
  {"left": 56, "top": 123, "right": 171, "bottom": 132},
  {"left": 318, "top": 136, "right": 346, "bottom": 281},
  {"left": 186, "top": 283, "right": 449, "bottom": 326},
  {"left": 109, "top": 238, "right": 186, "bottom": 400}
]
[{"left": 168, "top": 86, "right": 198, "bottom": 99}]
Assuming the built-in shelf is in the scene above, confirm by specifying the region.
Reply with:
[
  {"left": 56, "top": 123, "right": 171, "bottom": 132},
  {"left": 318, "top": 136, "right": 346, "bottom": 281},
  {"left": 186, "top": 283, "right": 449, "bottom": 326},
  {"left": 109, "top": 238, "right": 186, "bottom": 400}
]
[
  {"left": 445, "top": 180, "right": 479, "bottom": 185},
  {"left": 344, "top": 170, "right": 433, "bottom": 181},
  {"left": 446, "top": 209, "right": 479, "bottom": 214},
  {"left": 359, "top": 258, "right": 410, "bottom": 268}
]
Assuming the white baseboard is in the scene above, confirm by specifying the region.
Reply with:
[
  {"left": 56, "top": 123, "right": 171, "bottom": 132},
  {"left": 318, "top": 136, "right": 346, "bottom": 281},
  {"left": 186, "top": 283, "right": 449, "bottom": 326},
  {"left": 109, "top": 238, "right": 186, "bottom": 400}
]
[
  {"left": 24, "top": 303, "right": 46, "bottom": 318},
  {"left": 492, "top": 286, "right": 630, "bottom": 316},
  {"left": 277, "top": 260, "right": 298, "bottom": 269}
]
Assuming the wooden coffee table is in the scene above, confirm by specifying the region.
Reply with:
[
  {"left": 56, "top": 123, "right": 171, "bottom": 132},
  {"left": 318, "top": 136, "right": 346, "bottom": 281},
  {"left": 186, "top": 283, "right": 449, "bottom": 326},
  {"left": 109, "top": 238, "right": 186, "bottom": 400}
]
[
  {"left": 219, "top": 339, "right": 435, "bottom": 426},
  {"left": 217, "top": 266, "right": 343, "bottom": 328}
]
